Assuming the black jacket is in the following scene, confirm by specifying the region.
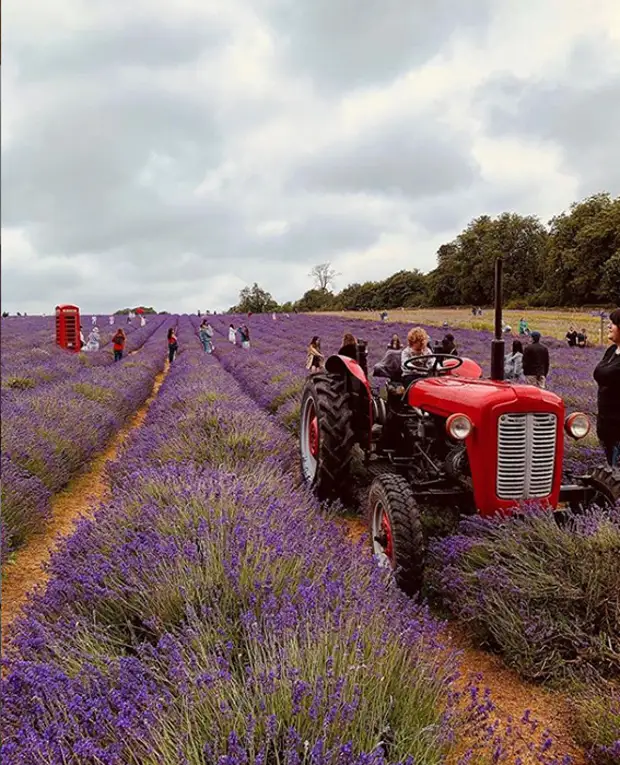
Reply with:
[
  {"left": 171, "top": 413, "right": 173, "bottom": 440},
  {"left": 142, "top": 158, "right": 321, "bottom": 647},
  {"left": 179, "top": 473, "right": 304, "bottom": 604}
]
[
  {"left": 593, "top": 345, "right": 620, "bottom": 440},
  {"left": 338, "top": 343, "right": 357, "bottom": 361},
  {"left": 523, "top": 341, "right": 549, "bottom": 377}
]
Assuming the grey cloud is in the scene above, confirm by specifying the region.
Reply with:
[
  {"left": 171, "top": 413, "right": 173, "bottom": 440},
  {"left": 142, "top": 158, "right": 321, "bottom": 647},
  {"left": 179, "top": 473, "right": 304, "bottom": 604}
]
[
  {"left": 2, "top": 82, "right": 221, "bottom": 254},
  {"left": 260, "top": 0, "right": 491, "bottom": 92},
  {"left": 9, "top": 17, "right": 227, "bottom": 83},
  {"left": 475, "top": 40, "right": 620, "bottom": 197},
  {"left": 291, "top": 120, "right": 478, "bottom": 199}
]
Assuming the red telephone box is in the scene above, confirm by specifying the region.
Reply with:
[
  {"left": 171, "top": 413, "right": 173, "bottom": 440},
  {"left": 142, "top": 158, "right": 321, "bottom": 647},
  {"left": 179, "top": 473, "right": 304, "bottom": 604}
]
[{"left": 55, "top": 304, "right": 81, "bottom": 352}]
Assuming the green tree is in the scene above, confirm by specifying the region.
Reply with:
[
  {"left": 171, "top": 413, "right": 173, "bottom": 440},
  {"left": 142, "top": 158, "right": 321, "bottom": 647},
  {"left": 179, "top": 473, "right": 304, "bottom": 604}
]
[
  {"left": 235, "top": 283, "right": 278, "bottom": 313},
  {"left": 295, "top": 289, "right": 336, "bottom": 312},
  {"left": 543, "top": 193, "right": 620, "bottom": 305}
]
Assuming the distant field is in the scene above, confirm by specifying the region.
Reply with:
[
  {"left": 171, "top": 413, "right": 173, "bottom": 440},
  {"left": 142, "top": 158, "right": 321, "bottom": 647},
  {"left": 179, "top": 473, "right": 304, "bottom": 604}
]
[{"left": 321, "top": 307, "right": 611, "bottom": 345}]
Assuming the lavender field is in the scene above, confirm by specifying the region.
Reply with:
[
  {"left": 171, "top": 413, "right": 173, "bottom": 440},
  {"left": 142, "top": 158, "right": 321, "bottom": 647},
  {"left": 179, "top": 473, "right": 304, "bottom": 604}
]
[{"left": 1, "top": 312, "right": 618, "bottom": 764}]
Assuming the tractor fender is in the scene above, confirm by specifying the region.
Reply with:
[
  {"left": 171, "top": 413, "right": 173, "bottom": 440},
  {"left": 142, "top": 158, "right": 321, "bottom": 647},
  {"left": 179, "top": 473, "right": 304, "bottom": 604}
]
[{"left": 324, "top": 354, "right": 373, "bottom": 448}]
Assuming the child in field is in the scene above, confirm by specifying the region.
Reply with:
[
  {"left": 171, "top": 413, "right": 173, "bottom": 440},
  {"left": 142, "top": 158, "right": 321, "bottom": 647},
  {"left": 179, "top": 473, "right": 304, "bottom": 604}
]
[
  {"left": 167, "top": 328, "right": 178, "bottom": 363},
  {"left": 112, "top": 328, "right": 126, "bottom": 361}
]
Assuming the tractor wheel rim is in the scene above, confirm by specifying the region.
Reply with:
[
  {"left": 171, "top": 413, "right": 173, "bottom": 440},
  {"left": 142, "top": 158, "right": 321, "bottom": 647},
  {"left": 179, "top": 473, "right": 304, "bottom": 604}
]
[
  {"left": 372, "top": 500, "right": 394, "bottom": 568},
  {"left": 300, "top": 397, "right": 318, "bottom": 482}
]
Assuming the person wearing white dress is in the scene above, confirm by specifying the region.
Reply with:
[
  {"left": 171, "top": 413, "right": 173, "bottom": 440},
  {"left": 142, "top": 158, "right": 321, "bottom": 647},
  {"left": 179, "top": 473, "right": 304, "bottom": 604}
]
[
  {"left": 109, "top": 315, "right": 115, "bottom": 325},
  {"left": 140, "top": 315, "right": 146, "bottom": 327},
  {"left": 228, "top": 324, "right": 236, "bottom": 344}
]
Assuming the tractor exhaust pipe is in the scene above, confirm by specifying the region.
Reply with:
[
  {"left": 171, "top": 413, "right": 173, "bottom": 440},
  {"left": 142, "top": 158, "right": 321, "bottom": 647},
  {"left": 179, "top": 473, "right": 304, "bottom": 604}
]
[{"left": 490, "top": 257, "right": 505, "bottom": 381}]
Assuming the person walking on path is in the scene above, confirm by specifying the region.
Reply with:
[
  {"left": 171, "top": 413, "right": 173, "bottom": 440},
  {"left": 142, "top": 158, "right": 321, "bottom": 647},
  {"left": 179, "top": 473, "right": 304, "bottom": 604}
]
[
  {"left": 523, "top": 331, "right": 549, "bottom": 388},
  {"left": 199, "top": 320, "right": 214, "bottom": 353},
  {"left": 504, "top": 339, "right": 525, "bottom": 382},
  {"left": 228, "top": 324, "right": 236, "bottom": 344},
  {"left": 167, "top": 328, "right": 178, "bottom": 363},
  {"left": 112, "top": 328, "right": 126, "bottom": 362},
  {"left": 306, "top": 336, "right": 324, "bottom": 373},
  {"left": 593, "top": 308, "right": 620, "bottom": 466}
]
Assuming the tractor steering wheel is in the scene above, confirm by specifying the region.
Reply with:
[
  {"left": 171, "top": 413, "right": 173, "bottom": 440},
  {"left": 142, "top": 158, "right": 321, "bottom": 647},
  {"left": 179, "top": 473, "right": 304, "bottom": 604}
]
[{"left": 402, "top": 353, "right": 465, "bottom": 377}]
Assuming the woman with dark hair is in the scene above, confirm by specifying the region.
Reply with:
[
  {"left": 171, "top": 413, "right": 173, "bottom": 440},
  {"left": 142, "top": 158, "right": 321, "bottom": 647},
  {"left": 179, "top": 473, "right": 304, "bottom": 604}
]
[
  {"left": 338, "top": 332, "right": 358, "bottom": 361},
  {"left": 387, "top": 333, "right": 402, "bottom": 350},
  {"left": 504, "top": 339, "right": 524, "bottom": 382},
  {"left": 167, "top": 327, "right": 178, "bottom": 363},
  {"left": 593, "top": 308, "right": 620, "bottom": 466},
  {"left": 439, "top": 333, "right": 458, "bottom": 356},
  {"left": 112, "top": 328, "right": 126, "bottom": 361},
  {"left": 306, "top": 336, "right": 324, "bottom": 373}
]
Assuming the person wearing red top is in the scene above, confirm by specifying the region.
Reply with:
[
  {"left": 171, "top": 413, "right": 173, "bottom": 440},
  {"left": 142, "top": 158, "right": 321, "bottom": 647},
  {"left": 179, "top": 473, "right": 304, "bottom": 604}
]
[
  {"left": 112, "top": 328, "right": 126, "bottom": 362},
  {"left": 167, "top": 328, "right": 178, "bottom": 363}
]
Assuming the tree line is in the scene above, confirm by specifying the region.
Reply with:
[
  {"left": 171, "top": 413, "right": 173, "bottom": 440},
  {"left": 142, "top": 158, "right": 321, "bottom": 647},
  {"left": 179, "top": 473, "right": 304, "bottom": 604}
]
[{"left": 231, "top": 192, "right": 620, "bottom": 314}]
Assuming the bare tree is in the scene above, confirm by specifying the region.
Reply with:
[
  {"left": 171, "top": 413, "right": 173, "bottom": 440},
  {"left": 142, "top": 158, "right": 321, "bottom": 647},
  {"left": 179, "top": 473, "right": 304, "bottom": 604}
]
[{"left": 309, "top": 263, "right": 339, "bottom": 291}]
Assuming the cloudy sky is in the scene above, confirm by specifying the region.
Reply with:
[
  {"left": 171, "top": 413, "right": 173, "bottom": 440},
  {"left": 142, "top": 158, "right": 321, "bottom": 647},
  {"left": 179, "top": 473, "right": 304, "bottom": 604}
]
[{"left": 2, "top": 0, "right": 620, "bottom": 314}]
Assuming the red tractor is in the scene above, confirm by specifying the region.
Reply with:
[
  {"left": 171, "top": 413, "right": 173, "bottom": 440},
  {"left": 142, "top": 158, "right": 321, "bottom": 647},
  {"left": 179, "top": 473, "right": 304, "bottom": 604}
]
[{"left": 299, "top": 263, "right": 620, "bottom": 595}]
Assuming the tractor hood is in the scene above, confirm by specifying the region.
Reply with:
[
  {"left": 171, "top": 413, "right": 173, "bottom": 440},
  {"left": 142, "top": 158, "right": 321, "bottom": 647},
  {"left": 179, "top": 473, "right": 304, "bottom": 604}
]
[{"left": 408, "top": 377, "right": 563, "bottom": 422}]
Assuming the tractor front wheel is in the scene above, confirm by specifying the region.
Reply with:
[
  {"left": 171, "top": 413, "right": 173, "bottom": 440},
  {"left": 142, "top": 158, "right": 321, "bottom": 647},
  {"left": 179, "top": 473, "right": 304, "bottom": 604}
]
[
  {"left": 587, "top": 464, "right": 620, "bottom": 509},
  {"left": 368, "top": 473, "right": 425, "bottom": 596},
  {"left": 299, "top": 373, "right": 355, "bottom": 500}
]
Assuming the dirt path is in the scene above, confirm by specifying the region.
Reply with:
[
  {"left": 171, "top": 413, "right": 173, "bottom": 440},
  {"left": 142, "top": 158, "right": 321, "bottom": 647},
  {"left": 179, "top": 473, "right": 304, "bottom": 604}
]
[
  {"left": 339, "top": 516, "right": 585, "bottom": 764},
  {"left": 1, "top": 364, "right": 168, "bottom": 644}
]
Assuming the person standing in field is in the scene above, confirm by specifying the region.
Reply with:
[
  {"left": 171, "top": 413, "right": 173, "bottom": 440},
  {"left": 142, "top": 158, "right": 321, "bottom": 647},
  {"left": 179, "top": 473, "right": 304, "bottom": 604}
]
[
  {"left": 387, "top": 334, "right": 402, "bottom": 350},
  {"left": 577, "top": 328, "right": 588, "bottom": 348},
  {"left": 167, "top": 328, "right": 178, "bottom": 363},
  {"left": 566, "top": 325, "right": 578, "bottom": 347},
  {"left": 112, "top": 328, "right": 126, "bottom": 361},
  {"left": 338, "top": 332, "right": 358, "bottom": 360},
  {"left": 504, "top": 339, "right": 524, "bottom": 382},
  {"left": 239, "top": 325, "right": 251, "bottom": 349},
  {"left": 228, "top": 324, "right": 236, "bottom": 344},
  {"left": 523, "top": 331, "right": 549, "bottom": 388},
  {"left": 593, "top": 308, "right": 620, "bottom": 466},
  {"left": 306, "top": 336, "right": 324, "bottom": 373},
  {"left": 199, "top": 320, "right": 213, "bottom": 353},
  {"left": 109, "top": 315, "right": 115, "bottom": 326}
]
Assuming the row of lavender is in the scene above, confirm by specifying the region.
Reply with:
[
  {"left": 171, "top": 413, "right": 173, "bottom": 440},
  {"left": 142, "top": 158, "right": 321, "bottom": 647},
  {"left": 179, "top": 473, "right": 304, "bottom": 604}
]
[
  {"left": 2, "top": 317, "right": 568, "bottom": 764},
  {"left": 1, "top": 320, "right": 172, "bottom": 560},
  {"left": 1, "top": 314, "right": 167, "bottom": 394},
  {"left": 205, "top": 313, "right": 606, "bottom": 472}
]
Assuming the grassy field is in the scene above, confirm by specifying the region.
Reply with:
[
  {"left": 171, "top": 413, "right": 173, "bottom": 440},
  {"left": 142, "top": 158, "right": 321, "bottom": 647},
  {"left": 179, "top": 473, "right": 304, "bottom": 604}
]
[{"left": 322, "top": 308, "right": 611, "bottom": 345}]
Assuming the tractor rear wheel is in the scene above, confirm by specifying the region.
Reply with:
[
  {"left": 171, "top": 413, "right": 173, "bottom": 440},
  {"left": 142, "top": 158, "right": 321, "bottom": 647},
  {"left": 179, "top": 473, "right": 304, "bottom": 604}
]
[
  {"left": 368, "top": 473, "right": 425, "bottom": 596},
  {"left": 299, "top": 373, "right": 355, "bottom": 500},
  {"left": 587, "top": 464, "right": 620, "bottom": 508}
]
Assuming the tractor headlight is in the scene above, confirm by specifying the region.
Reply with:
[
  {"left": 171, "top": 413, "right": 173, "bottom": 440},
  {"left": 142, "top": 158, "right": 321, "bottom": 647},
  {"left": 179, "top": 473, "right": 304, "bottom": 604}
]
[
  {"left": 446, "top": 413, "right": 473, "bottom": 441},
  {"left": 565, "top": 412, "right": 590, "bottom": 440}
]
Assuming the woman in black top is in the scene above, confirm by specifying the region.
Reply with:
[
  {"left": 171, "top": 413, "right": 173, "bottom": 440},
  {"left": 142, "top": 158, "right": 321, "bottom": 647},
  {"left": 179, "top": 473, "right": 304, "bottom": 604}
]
[
  {"left": 593, "top": 308, "right": 620, "bottom": 466},
  {"left": 339, "top": 332, "right": 358, "bottom": 360}
]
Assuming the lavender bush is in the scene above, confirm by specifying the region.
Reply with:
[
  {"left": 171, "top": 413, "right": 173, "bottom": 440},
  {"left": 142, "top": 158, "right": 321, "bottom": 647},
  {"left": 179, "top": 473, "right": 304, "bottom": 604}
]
[
  {"left": 426, "top": 507, "right": 620, "bottom": 686},
  {"left": 1, "top": 320, "right": 171, "bottom": 560}
]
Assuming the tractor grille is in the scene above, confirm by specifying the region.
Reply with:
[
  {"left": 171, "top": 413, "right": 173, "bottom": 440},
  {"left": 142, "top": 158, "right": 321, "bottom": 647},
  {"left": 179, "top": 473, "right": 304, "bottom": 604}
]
[{"left": 496, "top": 413, "right": 557, "bottom": 500}]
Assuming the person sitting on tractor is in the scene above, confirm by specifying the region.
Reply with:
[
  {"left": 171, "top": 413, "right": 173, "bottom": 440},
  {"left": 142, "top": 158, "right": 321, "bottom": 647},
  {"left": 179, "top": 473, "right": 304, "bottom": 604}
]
[
  {"left": 401, "top": 327, "right": 432, "bottom": 378},
  {"left": 339, "top": 333, "right": 358, "bottom": 361}
]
